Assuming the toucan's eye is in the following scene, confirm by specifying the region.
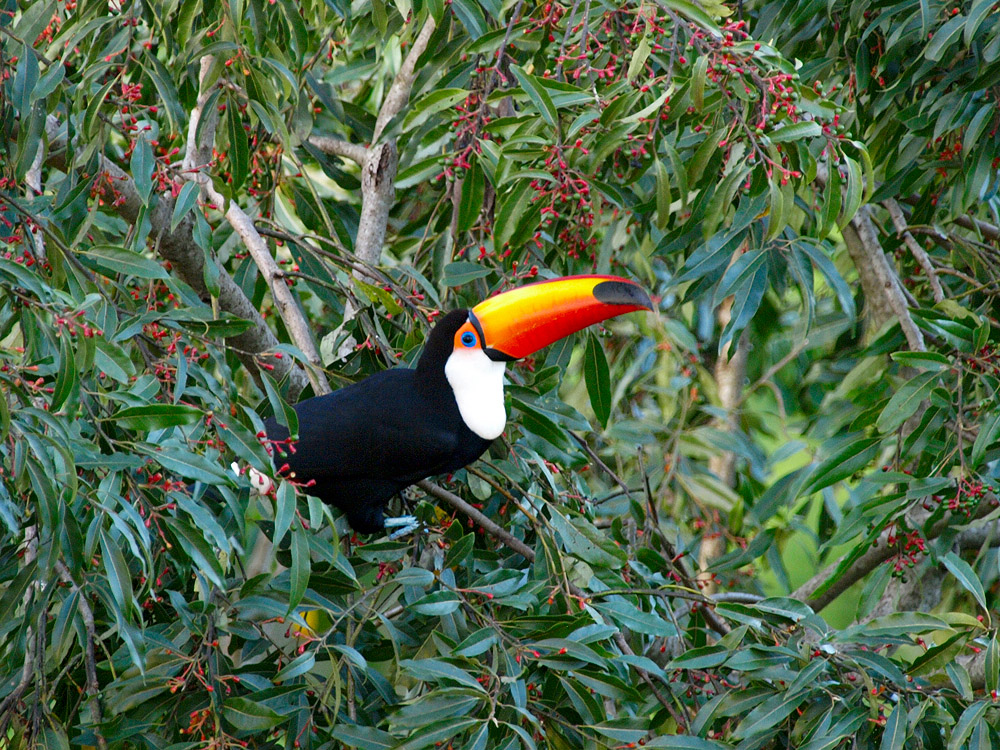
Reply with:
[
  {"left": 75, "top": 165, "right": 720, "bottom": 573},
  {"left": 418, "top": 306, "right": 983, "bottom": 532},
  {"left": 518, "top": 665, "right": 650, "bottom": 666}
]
[{"left": 461, "top": 331, "right": 477, "bottom": 348}]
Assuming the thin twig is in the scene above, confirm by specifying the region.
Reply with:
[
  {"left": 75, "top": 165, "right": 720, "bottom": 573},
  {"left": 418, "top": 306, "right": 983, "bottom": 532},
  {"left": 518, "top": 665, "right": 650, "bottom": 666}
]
[
  {"left": 884, "top": 198, "right": 945, "bottom": 303},
  {"left": 417, "top": 480, "right": 536, "bottom": 560}
]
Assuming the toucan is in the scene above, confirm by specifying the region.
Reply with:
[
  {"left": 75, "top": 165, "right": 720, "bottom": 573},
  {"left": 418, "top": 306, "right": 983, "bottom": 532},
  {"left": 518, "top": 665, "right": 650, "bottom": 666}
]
[{"left": 257, "top": 275, "right": 652, "bottom": 535}]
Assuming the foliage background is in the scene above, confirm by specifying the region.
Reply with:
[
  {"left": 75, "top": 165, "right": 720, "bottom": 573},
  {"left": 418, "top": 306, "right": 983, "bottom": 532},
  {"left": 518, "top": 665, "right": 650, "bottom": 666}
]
[{"left": 1, "top": 0, "right": 1000, "bottom": 746}]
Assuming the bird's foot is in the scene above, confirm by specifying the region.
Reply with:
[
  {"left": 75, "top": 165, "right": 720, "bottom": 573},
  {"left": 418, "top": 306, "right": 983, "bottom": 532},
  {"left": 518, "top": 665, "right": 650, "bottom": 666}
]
[{"left": 384, "top": 515, "right": 420, "bottom": 539}]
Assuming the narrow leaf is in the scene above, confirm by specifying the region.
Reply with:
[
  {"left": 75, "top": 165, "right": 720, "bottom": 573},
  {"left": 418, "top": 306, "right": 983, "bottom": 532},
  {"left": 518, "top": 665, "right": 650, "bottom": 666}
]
[
  {"left": 510, "top": 65, "right": 558, "bottom": 127},
  {"left": 584, "top": 333, "right": 612, "bottom": 428},
  {"left": 876, "top": 370, "right": 937, "bottom": 433},
  {"left": 288, "top": 523, "right": 310, "bottom": 613},
  {"left": 941, "top": 552, "right": 988, "bottom": 613}
]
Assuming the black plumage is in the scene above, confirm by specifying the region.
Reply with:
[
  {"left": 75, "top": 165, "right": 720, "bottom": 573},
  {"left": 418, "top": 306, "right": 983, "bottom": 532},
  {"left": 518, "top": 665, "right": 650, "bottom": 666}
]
[{"left": 263, "top": 310, "right": 490, "bottom": 533}]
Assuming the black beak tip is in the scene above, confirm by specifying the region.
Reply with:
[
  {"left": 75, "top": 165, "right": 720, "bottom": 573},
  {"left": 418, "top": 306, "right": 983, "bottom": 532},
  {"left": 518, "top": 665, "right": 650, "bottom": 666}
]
[
  {"left": 484, "top": 347, "right": 517, "bottom": 362},
  {"left": 593, "top": 279, "right": 654, "bottom": 310}
]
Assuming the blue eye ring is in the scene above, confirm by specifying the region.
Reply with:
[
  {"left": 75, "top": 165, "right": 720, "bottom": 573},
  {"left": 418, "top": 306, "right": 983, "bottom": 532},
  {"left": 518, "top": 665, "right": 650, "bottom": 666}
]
[{"left": 461, "top": 331, "right": 477, "bottom": 348}]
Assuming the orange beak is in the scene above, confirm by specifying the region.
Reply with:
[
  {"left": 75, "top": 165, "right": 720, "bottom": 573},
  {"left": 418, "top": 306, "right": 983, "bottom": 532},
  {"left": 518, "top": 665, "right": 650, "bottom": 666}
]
[{"left": 470, "top": 275, "right": 653, "bottom": 361}]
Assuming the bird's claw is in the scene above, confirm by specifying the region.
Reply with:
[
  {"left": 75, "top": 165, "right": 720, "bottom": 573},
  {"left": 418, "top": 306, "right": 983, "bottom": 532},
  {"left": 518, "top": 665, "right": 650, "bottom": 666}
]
[{"left": 384, "top": 515, "right": 420, "bottom": 539}]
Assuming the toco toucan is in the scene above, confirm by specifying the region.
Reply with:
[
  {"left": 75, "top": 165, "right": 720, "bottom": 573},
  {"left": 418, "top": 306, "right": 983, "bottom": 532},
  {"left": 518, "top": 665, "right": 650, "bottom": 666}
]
[{"left": 258, "top": 275, "right": 652, "bottom": 535}]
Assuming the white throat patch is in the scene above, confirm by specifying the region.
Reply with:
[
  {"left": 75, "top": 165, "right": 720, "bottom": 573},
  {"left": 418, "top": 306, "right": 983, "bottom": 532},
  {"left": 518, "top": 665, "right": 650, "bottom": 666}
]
[{"left": 444, "top": 348, "right": 507, "bottom": 440}]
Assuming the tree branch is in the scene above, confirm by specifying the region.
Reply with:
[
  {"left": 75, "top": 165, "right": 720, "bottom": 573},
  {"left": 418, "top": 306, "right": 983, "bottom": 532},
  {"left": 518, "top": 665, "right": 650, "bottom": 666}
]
[
  {"left": 883, "top": 198, "right": 945, "bottom": 304},
  {"left": 308, "top": 135, "right": 368, "bottom": 166},
  {"left": 792, "top": 496, "right": 998, "bottom": 611},
  {"left": 354, "top": 141, "right": 399, "bottom": 272},
  {"left": 417, "top": 480, "right": 536, "bottom": 560},
  {"left": 55, "top": 560, "right": 107, "bottom": 750},
  {"left": 815, "top": 166, "right": 925, "bottom": 351},
  {"left": 901, "top": 194, "right": 1000, "bottom": 242},
  {"left": 183, "top": 56, "right": 220, "bottom": 172},
  {"left": 373, "top": 16, "right": 438, "bottom": 143},
  {"left": 185, "top": 58, "right": 331, "bottom": 395},
  {"left": 700, "top": 294, "right": 749, "bottom": 594},
  {"left": 42, "top": 116, "right": 312, "bottom": 399},
  {"left": 843, "top": 206, "right": 926, "bottom": 352},
  {"left": 0, "top": 527, "right": 38, "bottom": 732}
]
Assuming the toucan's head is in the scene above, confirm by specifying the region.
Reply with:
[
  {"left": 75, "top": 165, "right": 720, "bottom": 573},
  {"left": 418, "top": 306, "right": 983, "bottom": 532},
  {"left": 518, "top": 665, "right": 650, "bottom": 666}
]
[{"left": 421, "top": 275, "right": 653, "bottom": 440}]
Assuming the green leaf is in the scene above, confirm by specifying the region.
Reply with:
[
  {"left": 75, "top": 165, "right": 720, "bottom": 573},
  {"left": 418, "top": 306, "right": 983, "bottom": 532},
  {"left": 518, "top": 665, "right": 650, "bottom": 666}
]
[
  {"left": 941, "top": 552, "right": 988, "bottom": 613},
  {"left": 171, "top": 180, "right": 200, "bottom": 232},
  {"left": 876, "top": 370, "right": 937, "bottom": 433},
  {"left": 879, "top": 705, "right": 907, "bottom": 750},
  {"left": 113, "top": 404, "right": 204, "bottom": 430},
  {"left": 84, "top": 78, "right": 117, "bottom": 139},
  {"left": 627, "top": 36, "right": 651, "bottom": 80},
  {"left": 100, "top": 529, "right": 135, "bottom": 616},
  {"left": 985, "top": 630, "right": 999, "bottom": 695},
  {"left": 769, "top": 121, "right": 822, "bottom": 143},
  {"left": 227, "top": 104, "right": 249, "bottom": 191},
  {"left": 454, "top": 628, "right": 498, "bottom": 657},
  {"left": 395, "top": 718, "right": 480, "bottom": 750},
  {"left": 217, "top": 415, "right": 273, "bottom": 467},
  {"left": 890, "top": 351, "right": 950, "bottom": 371},
  {"left": 273, "top": 481, "right": 296, "bottom": 548},
  {"left": 796, "top": 240, "right": 856, "bottom": 321},
  {"left": 400, "top": 658, "right": 486, "bottom": 692},
  {"left": 549, "top": 508, "right": 627, "bottom": 568},
  {"left": 659, "top": 0, "right": 721, "bottom": 34},
  {"left": 510, "top": 65, "right": 558, "bottom": 127},
  {"left": 153, "top": 448, "right": 231, "bottom": 484},
  {"left": 410, "top": 590, "right": 461, "bottom": 616},
  {"left": 803, "top": 435, "right": 881, "bottom": 494},
  {"left": 654, "top": 157, "right": 672, "bottom": 229},
  {"left": 669, "top": 644, "right": 730, "bottom": 670},
  {"left": 94, "top": 338, "right": 137, "bottom": 384},
  {"left": 457, "top": 161, "right": 485, "bottom": 234},
  {"left": 593, "top": 599, "right": 676, "bottom": 637},
  {"left": 450, "top": 0, "right": 487, "bottom": 38},
  {"left": 402, "top": 88, "right": 468, "bottom": 133},
  {"left": 965, "top": 0, "right": 995, "bottom": 44},
  {"left": 130, "top": 135, "right": 155, "bottom": 206},
  {"left": 691, "top": 55, "right": 708, "bottom": 111},
  {"left": 926, "top": 14, "right": 966, "bottom": 61},
  {"left": 13, "top": 43, "right": 39, "bottom": 115},
  {"left": 494, "top": 179, "right": 535, "bottom": 249},
  {"left": 687, "top": 128, "right": 725, "bottom": 184},
  {"left": 354, "top": 278, "right": 404, "bottom": 314},
  {"left": 852, "top": 611, "right": 950, "bottom": 638},
  {"left": 644, "top": 738, "right": 729, "bottom": 749},
  {"left": 50, "top": 333, "right": 77, "bottom": 412},
  {"left": 167, "top": 518, "right": 226, "bottom": 588},
  {"left": 731, "top": 689, "right": 807, "bottom": 739},
  {"left": 82, "top": 245, "right": 168, "bottom": 279},
  {"left": 443, "top": 261, "right": 491, "bottom": 286},
  {"left": 331, "top": 724, "right": 395, "bottom": 749},
  {"left": 839, "top": 156, "right": 864, "bottom": 229},
  {"left": 223, "top": 697, "right": 284, "bottom": 731},
  {"left": 716, "top": 246, "right": 768, "bottom": 354},
  {"left": 963, "top": 103, "right": 995, "bottom": 155},
  {"left": 947, "top": 701, "right": 989, "bottom": 750},
  {"left": 0, "top": 560, "right": 37, "bottom": 624},
  {"left": 583, "top": 333, "right": 611, "bottom": 428},
  {"left": 288, "top": 523, "right": 311, "bottom": 613},
  {"left": 968, "top": 719, "right": 991, "bottom": 750},
  {"left": 274, "top": 650, "right": 316, "bottom": 682}
]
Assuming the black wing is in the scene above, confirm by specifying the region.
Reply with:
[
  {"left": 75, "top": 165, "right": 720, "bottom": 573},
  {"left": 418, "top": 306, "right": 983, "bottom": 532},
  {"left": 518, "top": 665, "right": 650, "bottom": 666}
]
[{"left": 263, "top": 368, "right": 491, "bottom": 531}]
